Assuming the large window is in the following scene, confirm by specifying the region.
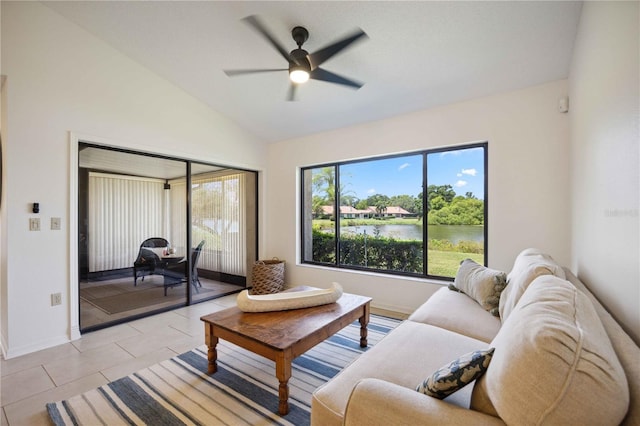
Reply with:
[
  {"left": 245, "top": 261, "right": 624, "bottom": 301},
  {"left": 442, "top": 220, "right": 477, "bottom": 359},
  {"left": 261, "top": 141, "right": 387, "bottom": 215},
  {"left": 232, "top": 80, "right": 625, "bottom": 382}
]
[{"left": 301, "top": 143, "right": 487, "bottom": 280}]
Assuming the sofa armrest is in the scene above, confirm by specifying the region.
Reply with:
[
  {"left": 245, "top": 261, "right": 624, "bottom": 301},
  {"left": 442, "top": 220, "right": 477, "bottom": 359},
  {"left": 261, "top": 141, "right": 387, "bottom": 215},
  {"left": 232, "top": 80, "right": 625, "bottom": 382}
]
[{"left": 344, "top": 378, "right": 505, "bottom": 426}]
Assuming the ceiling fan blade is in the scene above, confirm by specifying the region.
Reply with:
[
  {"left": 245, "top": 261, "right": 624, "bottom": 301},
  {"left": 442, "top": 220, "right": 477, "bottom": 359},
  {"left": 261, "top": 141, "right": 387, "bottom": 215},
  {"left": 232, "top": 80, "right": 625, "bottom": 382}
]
[
  {"left": 286, "top": 83, "right": 298, "bottom": 102},
  {"left": 224, "top": 68, "right": 287, "bottom": 77},
  {"left": 242, "top": 15, "right": 292, "bottom": 64},
  {"left": 308, "top": 29, "right": 368, "bottom": 69},
  {"left": 310, "top": 67, "right": 363, "bottom": 89}
]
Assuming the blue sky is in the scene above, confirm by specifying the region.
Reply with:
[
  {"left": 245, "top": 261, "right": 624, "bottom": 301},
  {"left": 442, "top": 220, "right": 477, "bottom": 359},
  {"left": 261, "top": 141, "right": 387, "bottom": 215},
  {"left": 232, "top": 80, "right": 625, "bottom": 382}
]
[{"left": 339, "top": 147, "right": 484, "bottom": 201}]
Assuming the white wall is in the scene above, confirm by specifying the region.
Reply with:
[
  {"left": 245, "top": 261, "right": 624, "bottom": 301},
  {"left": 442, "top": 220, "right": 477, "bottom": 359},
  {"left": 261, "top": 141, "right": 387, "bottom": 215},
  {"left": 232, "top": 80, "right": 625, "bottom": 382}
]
[
  {"left": 266, "top": 80, "right": 571, "bottom": 314},
  {"left": 0, "top": 2, "right": 267, "bottom": 358},
  {"left": 569, "top": 1, "right": 639, "bottom": 343}
]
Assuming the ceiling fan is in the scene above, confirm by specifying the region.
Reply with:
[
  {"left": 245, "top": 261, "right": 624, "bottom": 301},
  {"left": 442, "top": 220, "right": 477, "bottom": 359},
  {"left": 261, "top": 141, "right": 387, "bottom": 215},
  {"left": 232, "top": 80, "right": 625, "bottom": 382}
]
[{"left": 224, "top": 15, "right": 368, "bottom": 101}]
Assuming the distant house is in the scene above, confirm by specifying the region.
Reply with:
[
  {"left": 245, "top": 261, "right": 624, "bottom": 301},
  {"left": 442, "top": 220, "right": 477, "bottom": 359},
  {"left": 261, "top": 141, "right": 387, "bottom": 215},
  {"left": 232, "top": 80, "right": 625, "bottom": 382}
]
[
  {"left": 373, "top": 206, "right": 412, "bottom": 218},
  {"left": 319, "top": 205, "right": 411, "bottom": 219},
  {"left": 320, "top": 205, "right": 372, "bottom": 219}
]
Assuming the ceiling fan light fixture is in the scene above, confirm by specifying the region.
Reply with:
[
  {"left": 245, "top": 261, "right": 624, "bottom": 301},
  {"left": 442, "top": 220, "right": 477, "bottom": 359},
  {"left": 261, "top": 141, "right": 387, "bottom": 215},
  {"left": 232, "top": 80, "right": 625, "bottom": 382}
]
[{"left": 289, "top": 68, "right": 310, "bottom": 84}]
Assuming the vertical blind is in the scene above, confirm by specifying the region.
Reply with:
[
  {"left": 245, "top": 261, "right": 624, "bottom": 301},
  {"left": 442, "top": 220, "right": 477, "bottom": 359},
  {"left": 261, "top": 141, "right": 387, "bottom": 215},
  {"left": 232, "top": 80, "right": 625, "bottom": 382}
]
[
  {"left": 88, "top": 171, "right": 247, "bottom": 276},
  {"left": 170, "top": 171, "right": 247, "bottom": 276},
  {"left": 88, "top": 172, "right": 166, "bottom": 272}
]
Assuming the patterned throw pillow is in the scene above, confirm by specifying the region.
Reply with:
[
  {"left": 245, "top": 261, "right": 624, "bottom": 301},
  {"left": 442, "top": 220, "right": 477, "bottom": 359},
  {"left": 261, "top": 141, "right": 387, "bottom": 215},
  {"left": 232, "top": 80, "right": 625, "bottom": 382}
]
[
  {"left": 450, "top": 259, "right": 507, "bottom": 317},
  {"left": 416, "top": 348, "right": 495, "bottom": 399}
]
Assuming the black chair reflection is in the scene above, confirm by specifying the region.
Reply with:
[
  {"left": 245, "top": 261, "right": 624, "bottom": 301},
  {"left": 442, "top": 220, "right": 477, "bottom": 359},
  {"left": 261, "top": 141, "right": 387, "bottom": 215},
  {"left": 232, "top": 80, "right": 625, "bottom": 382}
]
[
  {"left": 164, "top": 240, "right": 206, "bottom": 296},
  {"left": 133, "top": 237, "right": 169, "bottom": 285}
]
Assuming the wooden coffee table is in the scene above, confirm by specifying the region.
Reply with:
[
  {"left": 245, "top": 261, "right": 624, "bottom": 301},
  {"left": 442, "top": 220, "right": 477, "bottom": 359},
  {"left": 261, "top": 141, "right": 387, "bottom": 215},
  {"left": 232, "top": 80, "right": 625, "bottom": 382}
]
[{"left": 200, "top": 292, "right": 372, "bottom": 415}]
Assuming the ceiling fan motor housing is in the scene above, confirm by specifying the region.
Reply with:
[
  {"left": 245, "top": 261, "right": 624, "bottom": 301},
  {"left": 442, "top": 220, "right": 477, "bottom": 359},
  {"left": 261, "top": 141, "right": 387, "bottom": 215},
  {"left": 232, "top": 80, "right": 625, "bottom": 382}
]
[
  {"left": 291, "top": 26, "right": 309, "bottom": 47},
  {"left": 289, "top": 49, "right": 311, "bottom": 72}
]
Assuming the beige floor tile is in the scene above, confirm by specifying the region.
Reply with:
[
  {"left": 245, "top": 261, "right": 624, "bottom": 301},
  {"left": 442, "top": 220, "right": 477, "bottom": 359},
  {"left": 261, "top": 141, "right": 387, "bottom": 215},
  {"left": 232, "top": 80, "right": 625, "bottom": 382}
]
[
  {"left": 165, "top": 314, "right": 201, "bottom": 336},
  {"left": 126, "top": 310, "right": 186, "bottom": 333},
  {"left": 211, "top": 295, "right": 238, "bottom": 308},
  {"left": 100, "top": 347, "right": 178, "bottom": 382},
  {"left": 168, "top": 314, "right": 208, "bottom": 337},
  {"left": 72, "top": 323, "right": 141, "bottom": 353},
  {"left": 173, "top": 296, "right": 236, "bottom": 319},
  {"left": 1, "top": 343, "right": 79, "bottom": 377},
  {"left": 3, "top": 373, "right": 107, "bottom": 426},
  {"left": 43, "top": 343, "right": 133, "bottom": 386},
  {"left": 167, "top": 334, "right": 206, "bottom": 355},
  {"left": 1, "top": 366, "right": 55, "bottom": 407},
  {"left": 115, "top": 326, "right": 189, "bottom": 358}
]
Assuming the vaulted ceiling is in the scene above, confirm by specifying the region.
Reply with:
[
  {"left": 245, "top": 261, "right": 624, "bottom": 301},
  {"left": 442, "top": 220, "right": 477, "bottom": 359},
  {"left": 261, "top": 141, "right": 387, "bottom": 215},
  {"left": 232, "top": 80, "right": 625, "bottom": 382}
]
[{"left": 43, "top": 1, "right": 583, "bottom": 143}]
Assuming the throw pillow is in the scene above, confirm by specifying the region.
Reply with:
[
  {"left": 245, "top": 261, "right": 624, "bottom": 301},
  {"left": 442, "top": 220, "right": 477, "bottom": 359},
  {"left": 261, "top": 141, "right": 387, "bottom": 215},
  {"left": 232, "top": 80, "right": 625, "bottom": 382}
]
[
  {"left": 416, "top": 348, "right": 495, "bottom": 399},
  {"left": 451, "top": 259, "right": 507, "bottom": 316}
]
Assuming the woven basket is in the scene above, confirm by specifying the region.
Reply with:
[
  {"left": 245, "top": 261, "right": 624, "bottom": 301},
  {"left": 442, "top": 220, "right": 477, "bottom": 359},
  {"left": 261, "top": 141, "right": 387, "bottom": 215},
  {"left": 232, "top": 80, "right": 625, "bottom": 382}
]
[{"left": 252, "top": 258, "right": 285, "bottom": 295}]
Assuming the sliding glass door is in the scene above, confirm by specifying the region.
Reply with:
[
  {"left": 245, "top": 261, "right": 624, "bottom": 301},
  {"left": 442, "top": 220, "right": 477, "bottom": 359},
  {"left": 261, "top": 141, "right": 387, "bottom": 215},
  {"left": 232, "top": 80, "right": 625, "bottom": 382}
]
[{"left": 78, "top": 144, "right": 257, "bottom": 332}]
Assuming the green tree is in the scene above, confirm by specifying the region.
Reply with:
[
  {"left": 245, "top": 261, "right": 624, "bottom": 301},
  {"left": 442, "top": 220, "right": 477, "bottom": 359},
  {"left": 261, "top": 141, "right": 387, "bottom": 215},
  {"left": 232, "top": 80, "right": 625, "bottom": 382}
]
[
  {"left": 426, "top": 185, "right": 456, "bottom": 211},
  {"left": 428, "top": 197, "right": 484, "bottom": 225},
  {"left": 415, "top": 191, "right": 424, "bottom": 220},
  {"left": 311, "top": 167, "right": 357, "bottom": 219},
  {"left": 355, "top": 199, "right": 369, "bottom": 210},
  {"left": 312, "top": 167, "right": 335, "bottom": 205},
  {"left": 430, "top": 195, "right": 447, "bottom": 211},
  {"left": 390, "top": 194, "right": 418, "bottom": 213},
  {"left": 366, "top": 194, "right": 391, "bottom": 217},
  {"left": 312, "top": 195, "right": 326, "bottom": 217},
  {"left": 341, "top": 194, "right": 359, "bottom": 207}
]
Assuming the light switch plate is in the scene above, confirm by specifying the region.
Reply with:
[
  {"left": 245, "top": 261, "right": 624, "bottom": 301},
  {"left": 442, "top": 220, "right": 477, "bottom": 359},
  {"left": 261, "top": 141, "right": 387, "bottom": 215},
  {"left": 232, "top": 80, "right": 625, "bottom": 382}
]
[
  {"left": 51, "top": 217, "right": 61, "bottom": 230},
  {"left": 29, "top": 218, "right": 41, "bottom": 231},
  {"left": 51, "top": 293, "right": 62, "bottom": 306}
]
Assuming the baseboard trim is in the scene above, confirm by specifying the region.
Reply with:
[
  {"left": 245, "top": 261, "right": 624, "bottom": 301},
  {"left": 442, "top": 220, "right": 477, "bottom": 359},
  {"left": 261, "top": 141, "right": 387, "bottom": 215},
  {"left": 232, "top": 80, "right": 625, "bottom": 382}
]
[{"left": 2, "top": 334, "right": 71, "bottom": 360}]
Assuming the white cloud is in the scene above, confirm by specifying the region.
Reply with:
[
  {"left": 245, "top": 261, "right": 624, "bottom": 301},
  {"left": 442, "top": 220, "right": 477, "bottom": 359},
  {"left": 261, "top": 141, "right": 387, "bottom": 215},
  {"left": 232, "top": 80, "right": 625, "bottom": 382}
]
[
  {"left": 461, "top": 168, "right": 477, "bottom": 176},
  {"left": 457, "top": 173, "right": 462, "bottom": 177},
  {"left": 398, "top": 163, "right": 410, "bottom": 171},
  {"left": 367, "top": 188, "right": 376, "bottom": 194},
  {"left": 454, "top": 180, "right": 468, "bottom": 188}
]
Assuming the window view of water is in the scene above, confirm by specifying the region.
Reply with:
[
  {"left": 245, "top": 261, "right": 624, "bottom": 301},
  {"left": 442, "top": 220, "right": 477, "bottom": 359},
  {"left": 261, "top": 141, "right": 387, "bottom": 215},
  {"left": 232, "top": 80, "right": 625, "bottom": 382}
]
[{"left": 338, "top": 224, "right": 483, "bottom": 243}]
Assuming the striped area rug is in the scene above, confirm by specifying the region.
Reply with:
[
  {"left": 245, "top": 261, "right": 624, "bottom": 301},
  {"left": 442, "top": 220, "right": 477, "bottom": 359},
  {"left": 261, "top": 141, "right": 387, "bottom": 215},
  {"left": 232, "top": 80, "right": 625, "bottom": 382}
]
[{"left": 46, "top": 315, "right": 401, "bottom": 426}]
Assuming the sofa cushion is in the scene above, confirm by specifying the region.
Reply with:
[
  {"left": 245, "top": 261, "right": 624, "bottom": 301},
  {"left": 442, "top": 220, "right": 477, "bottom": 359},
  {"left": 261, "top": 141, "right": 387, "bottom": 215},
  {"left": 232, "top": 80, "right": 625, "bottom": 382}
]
[
  {"left": 417, "top": 348, "right": 495, "bottom": 399},
  {"left": 311, "top": 321, "right": 489, "bottom": 426},
  {"left": 471, "top": 275, "right": 629, "bottom": 425},
  {"left": 345, "top": 379, "right": 506, "bottom": 426},
  {"left": 451, "top": 259, "right": 507, "bottom": 316},
  {"left": 498, "top": 248, "right": 565, "bottom": 321},
  {"left": 564, "top": 269, "right": 640, "bottom": 426},
  {"left": 409, "top": 287, "right": 501, "bottom": 343}
]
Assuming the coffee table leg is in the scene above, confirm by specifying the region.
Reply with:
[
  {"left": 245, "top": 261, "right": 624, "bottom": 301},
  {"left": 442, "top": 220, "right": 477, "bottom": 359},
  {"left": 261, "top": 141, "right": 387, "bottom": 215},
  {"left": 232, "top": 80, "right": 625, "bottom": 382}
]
[
  {"left": 275, "top": 352, "right": 292, "bottom": 415},
  {"left": 204, "top": 324, "right": 219, "bottom": 374},
  {"left": 359, "top": 303, "right": 370, "bottom": 347}
]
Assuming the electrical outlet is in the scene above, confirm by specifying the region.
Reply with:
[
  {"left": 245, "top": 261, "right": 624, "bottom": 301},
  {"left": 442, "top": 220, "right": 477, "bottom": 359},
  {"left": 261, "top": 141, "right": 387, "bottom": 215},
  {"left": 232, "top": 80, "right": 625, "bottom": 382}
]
[
  {"left": 51, "top": 217, "right": 61, "bottom": 230},
  {"left": 51, "top": 293, "right": 62, "bottom": 306},
  {"left": 29, "top": 218, "right": 41, "bottom": 231}
]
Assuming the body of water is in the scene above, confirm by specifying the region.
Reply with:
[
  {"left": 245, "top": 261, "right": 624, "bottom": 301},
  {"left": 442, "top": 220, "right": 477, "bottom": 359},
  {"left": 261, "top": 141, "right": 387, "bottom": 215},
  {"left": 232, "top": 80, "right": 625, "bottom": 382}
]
[{"left": 338, "top": 224, "right": 483, "bottom": 243}]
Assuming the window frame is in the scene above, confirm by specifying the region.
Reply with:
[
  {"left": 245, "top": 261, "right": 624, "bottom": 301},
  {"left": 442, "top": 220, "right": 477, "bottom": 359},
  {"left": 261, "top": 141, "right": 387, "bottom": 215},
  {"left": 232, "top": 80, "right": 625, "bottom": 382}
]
[{"left": 300, "top": 142, "right": 488, "bottom": 281}]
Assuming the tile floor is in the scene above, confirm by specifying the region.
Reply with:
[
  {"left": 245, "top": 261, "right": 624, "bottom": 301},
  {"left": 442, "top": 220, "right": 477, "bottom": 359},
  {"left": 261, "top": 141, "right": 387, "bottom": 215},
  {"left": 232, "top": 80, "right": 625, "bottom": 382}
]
[
  {"left": 1, "top": 294, "right": 239, "bottom": 426},
  {"left": 1, "top": 295, "right": 407, "bottom": 426}
]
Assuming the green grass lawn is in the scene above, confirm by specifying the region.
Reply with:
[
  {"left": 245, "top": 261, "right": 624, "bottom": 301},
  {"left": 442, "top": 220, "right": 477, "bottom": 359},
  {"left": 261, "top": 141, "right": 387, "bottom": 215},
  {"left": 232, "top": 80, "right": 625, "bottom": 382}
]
[
  {"left": 314, "top": 217, "right": 420, "bottom": 229},
  {"left": 428, "top": 250, "right": 484, "bottom": 278}
]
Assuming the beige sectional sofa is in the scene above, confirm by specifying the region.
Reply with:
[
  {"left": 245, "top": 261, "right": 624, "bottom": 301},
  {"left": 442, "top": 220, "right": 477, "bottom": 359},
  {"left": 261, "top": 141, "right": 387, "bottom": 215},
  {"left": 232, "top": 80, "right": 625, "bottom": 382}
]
[{"left": 311, "top": 249, "right": 640, "bottom": 425}]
